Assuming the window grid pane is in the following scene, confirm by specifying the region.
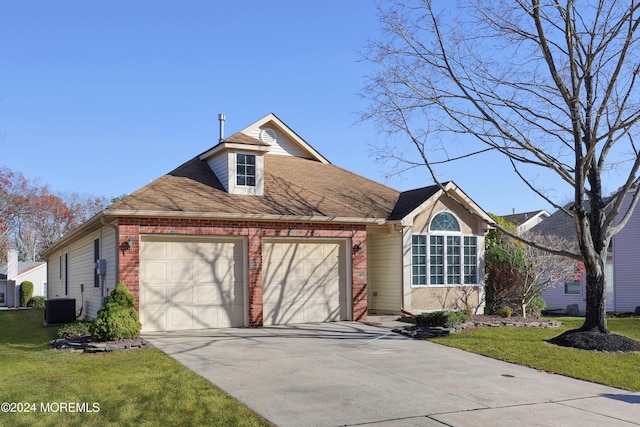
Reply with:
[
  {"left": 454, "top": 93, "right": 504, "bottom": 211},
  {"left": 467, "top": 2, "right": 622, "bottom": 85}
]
[
  {"left": 430, "top": 236, "right": 444, "bottom": 285},
  {"left": 412, "top": 235, "right": 427, "bottom": 285},
  {"left": 236, "top": 154, "right": 256, "bottom": 187},
  {"left": 464, "top": 236, "right": 477, "bottom": 284},
  {"left": 430, "top": 212, "right": 461, "bottom": 232},
  {"left": 447, "top": 236, "right": 460, "bottom": 284}
]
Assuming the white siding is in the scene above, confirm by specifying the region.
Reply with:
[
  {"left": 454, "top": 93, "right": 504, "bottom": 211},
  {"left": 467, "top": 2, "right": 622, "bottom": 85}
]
[
  {"left": 367, "top": 231, "right": 402, "bottom": 313},
  {"left": 47, "top": 250, "right": 65, "bottom": 299},
  {"left": 207, "top": 153, "right": 229, "bottom": 191},
  {"left": 14, "top": 264, "right": 47, "bottom": 297},
  {"left": 45, "top": 224, "right": 118, "bottom": 320},
  {"left": 246, "top": 126, "right": 312, "bottom": 158}
]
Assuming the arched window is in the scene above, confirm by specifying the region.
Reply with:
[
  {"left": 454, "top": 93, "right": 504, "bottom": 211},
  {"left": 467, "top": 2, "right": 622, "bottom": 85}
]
[
  {"left": 412, "top": 211, "right": 477, "bottom": 286},
  {"left": 430, "top": 212, "right": 460, "bottom": 232}
]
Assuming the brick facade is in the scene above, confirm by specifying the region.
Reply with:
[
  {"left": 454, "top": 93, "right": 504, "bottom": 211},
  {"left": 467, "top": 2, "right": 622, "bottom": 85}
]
[{"left": 117, "top": 217, "right": 367, "bottom": 326}]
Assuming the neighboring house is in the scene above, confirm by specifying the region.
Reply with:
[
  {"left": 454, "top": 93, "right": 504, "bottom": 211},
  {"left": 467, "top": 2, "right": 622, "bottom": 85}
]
[
  {"left": 42, "top": 113, "right": 493, "bottom": 332},
  {"left": 0, "top": 249, "right": 47, "bottom": 307},
  {"left": 501, "top": 209, "right": 550, "bottom": 232},
  {"left": 532, "top": 203, "right": 614, "bottom": 314}
]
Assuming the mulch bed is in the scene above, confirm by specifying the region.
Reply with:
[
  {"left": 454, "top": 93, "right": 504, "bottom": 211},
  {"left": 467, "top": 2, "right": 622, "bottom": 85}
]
[
  {"left": 52, "top": 336, "right": 148, "bottom": 353},
  {"left": 397, "top": 314, "right": 640, "bottom": 353},
  {"left": 546, "top": 329, "right": 640, "bottom": 353},
  {"left": 395, "top": 314, "right": 561, "bottom": 339}
]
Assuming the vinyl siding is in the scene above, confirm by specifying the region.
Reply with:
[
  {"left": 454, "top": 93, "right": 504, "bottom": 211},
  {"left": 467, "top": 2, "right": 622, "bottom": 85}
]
[
  {"left": 613, "top": 190, "right": 640, "bottom": 312},
  {"left": 367, "top": 230, "right": 402, "bottom": 313},
  {"left": 47, "top": 251, "right": 65, "bottom": 299},
  {"left": 206, "top": 153, "right": 229, "bottom": 191},
  {"left": 45, "top": 224, "right": 117, "bottom": 319},
  {"left": 246, "top": 126, "right": 311, "bottom": 158},
  {"left": 541, "top": 279, "right": 586, "bottom": 313}
]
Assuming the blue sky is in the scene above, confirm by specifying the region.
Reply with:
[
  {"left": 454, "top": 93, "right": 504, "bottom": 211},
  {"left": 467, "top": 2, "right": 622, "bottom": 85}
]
[{"left": 1, "top": 1, "right": 573, "bottom": 216}]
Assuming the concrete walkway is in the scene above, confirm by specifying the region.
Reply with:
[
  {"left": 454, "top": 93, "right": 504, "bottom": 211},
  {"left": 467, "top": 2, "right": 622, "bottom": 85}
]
[{"left": 144, "top": 321, "right": 640, "bottom": 427}]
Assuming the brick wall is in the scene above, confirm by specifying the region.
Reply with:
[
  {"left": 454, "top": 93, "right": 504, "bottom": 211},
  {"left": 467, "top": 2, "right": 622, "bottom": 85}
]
[{"left": 117, "top": 217, "right": 367, "bottom": 327}]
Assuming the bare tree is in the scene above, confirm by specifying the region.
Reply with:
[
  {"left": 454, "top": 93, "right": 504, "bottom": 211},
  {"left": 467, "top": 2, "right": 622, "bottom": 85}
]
[{"left": 363, "top": 0, "right": 640, "bottom": 336}]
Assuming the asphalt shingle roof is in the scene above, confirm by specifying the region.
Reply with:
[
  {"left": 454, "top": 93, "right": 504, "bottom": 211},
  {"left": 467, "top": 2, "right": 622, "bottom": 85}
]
[{"left": 109, "top": 155, "right": 402, "bottom": 220}]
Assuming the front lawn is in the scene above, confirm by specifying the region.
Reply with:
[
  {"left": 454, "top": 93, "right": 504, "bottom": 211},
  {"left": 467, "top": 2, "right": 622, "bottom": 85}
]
[
  {"left": 429, "top": 316, "right": 640, "bottom": 391},
  {"left": 0, "top": 309, "right": 272, "bottom": 426}
]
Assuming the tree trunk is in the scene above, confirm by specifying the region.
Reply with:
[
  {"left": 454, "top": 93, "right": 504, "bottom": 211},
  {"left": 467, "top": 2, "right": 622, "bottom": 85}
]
[{"left": 580, "top": 257, "right": 609, "bottom": 333}]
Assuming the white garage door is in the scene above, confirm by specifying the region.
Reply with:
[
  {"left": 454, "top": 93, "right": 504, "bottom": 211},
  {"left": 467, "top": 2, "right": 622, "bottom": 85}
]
[
  {"left": 139, "top": 236, "right": 245, "bottom": 332},
  {"left": 263, "top": 239, "right": 349, "bottom": 325}
]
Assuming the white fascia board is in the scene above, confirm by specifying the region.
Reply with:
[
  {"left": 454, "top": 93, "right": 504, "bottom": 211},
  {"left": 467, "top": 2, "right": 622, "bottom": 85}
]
[
  {"left": 400, "top": 182, "right": 495, "bottom": 228},
  {"left": 199, "top": 142, "right": 270, "bottom": 161},
  {"left": 103, "top": 209, "right": 388, "bottom": 225}
]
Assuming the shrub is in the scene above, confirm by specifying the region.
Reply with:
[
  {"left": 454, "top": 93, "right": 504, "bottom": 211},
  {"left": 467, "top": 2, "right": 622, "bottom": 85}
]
[
  {"left": 19, "top": 281, "right": 34, "bottom": 307},
  {"left": 27, "top": 296, "right": 46, "bottom": 309},
  {"left": 527, "top": 297, "right": 546, "bottom": 318},
  {"left": 58, "top": 321, "right": 93, "bottom": 339},
  {"left": 415, "top": 310, "right": 470, "bottom": 328},
  {"left": 498, "top": 306, "right": 513, "bottom": 318},
  {"left": 90, "top": 283, "right": 141, "bottom": 341}
]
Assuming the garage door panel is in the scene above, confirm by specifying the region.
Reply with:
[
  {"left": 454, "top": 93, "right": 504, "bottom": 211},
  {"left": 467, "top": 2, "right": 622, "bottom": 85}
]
[
  {"left": 140, "top": 237, "right": 245, "bottom": 332},
  {"left": 171, "top": 286, "right": 194, "bottom": 304},
  {"left": 143, "top": 285, "right": 169, "bottom": 305},
  {"left": 142, "top": 262, "right": 168, "bottom": 282},
  {"left": 169, "top": 308, "right": 194, "bottom": 329},
  {"left": 141, "top": 242, "right": 169, "bottom": 259},
  {"left": 170, "top": 262, "right": 193, "bottom": 281},
  {"left": 168, "top": 241, "right": 193, "bottom": 259},
  {"left": 263, "top": 240, "right": 348, "bottom": 326}
]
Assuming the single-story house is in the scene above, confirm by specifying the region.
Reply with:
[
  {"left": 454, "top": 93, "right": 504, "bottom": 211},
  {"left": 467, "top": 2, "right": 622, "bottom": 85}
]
[
  {"left": 42, "top": 113, "right": 493, "bottom": 332},
  {"left": 0, "top": 249, "right": 47, "bottom": 307}
]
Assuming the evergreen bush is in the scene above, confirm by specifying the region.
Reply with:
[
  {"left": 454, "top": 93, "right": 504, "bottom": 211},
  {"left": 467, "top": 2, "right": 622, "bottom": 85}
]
[
  {"left": 27, "top": 295, "right": 46, "bottom": 309},
  {"left": 415, "top": 310, "right": 470, "bottom": 328},
  {"left": 19, "top": 281, "right": 34, "bottom": 307},
  {"left": 90, "top": 283, "right": 141, "bottom": 341}
]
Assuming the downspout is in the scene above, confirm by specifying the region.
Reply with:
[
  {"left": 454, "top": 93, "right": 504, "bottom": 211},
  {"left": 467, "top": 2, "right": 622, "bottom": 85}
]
[{"left": 100, "top": 216, "right": 119, "bottom": 292}]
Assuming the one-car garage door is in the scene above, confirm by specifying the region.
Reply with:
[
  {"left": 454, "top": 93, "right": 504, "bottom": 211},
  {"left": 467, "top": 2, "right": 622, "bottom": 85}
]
[
  {"left": 262, "top": 239, "right": 349, "bottom": 325},
  {"left": 139, "top": 236, "right": 245, "bottom": 332}
]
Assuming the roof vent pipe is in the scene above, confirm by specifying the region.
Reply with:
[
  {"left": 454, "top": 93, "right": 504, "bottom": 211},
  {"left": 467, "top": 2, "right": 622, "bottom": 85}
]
[{"left": 218, "top": 113, "right": 226, "bottom": 142}]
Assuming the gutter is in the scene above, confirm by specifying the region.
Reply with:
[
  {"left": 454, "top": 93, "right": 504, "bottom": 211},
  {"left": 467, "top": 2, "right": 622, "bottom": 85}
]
[
  {"left": 103, "top": 209, "right": 390, "bottom": 225},
  {"left": 42, "top": 209, "right": 391, "bottom": 257}
]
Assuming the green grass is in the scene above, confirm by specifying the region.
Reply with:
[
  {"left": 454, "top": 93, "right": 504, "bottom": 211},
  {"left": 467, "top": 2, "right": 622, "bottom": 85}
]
[
  {"left": 429, "top": 316, "right": 640, "bottom": 391},
  {"left": 0, "top": 309, "right": 272, "bottom": 427}
]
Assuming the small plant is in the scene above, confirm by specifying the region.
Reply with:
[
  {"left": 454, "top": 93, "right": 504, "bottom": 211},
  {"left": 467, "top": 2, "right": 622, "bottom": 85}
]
[
  {"left": 527, "top": 297, "right": 546, "bottom": 318},
  {"left": 415, "top": 310, "right": 470, "bottom": 328},
  {"left": 498, "top": 306, "right": 513, "bottom": 318},
  {"left": 58, "top": 321, "right": 93, "bottom": 339},
  {"left": 19, "top": 281, "right": 34, "bottom": 307},
  {"left": 90, "top": 283, "right": 141, "bottom": 341},
  {"left": 27, "top": 296, "right": 46, "bottom": 309}
]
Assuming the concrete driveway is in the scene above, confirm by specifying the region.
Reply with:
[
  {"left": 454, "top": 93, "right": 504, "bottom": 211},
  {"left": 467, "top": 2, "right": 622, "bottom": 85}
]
[{"left": 144, "top": 321, "right": 640, "bottom": 427}]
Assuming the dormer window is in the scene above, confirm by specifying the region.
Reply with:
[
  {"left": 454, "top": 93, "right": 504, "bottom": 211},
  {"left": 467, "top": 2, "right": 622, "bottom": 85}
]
[{"left": 236, "top": 153, "right": 256, "bottom": 187}]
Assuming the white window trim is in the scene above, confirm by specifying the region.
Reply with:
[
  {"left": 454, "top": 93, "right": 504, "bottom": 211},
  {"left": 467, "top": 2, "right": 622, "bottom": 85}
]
[
  {"left": 228, "top": 151, "right": 264, "bottom": 196},
  {"left": 411, "top": 210, "right": 480, "bottom": 288}
]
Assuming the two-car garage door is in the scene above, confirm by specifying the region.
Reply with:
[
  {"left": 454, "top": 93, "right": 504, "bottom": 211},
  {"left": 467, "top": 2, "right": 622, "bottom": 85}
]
[{"left": 139, "top": 236, "right": 349, "bottom": 331}]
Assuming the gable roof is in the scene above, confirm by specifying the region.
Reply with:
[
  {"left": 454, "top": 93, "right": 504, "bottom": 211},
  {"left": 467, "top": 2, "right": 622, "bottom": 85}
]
[
  {"left": 0, "top": 261, "right": 46, "bottom": 279},
  {"left": 388, "top": 185, "right": 442, "bottom": 220},
  {"left": 108, "top": 154, "right": 400, "bottom": 221},
  {"left": 502, "top": 210, "right": 550, "bottom": 228},
  {"left": 531, "top": 198, "right": 615, "bottom": 241},
  {"left": 389, "top": 181, "right": 494, "bottom": 228}
]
